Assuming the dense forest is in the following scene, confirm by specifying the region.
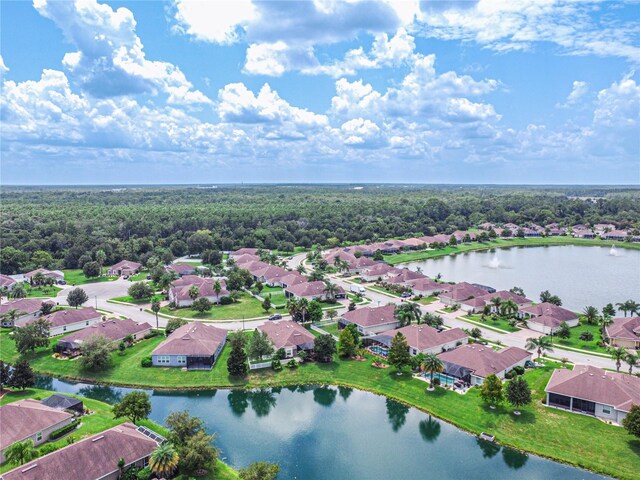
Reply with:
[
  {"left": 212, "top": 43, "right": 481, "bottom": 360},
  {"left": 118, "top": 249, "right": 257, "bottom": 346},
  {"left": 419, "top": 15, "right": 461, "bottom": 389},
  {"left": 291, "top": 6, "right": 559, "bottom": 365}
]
[{"left": 1, "top": 185, "right": 639, "bottom": 275}]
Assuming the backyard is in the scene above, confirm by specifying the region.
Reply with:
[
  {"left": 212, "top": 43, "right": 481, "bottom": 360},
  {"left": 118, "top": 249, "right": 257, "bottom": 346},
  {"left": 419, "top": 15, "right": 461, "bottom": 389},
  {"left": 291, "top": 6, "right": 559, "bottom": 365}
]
[
  {"left": 462, "top": 314, "right": 521, "bottom": 333},
  {"left": 160, "top": 292, "right": 273, "bottom": 320},
  {"left": 25, "top": 284, "right": 63, "bottom": 298}
]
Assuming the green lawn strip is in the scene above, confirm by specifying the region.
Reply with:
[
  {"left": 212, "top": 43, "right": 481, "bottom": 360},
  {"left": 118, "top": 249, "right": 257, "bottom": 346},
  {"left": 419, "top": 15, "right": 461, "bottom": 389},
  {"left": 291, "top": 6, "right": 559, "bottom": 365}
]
[
  {"left": 109, "top": 295, "right": 151, "bottom": 305},
  {"left": 316, "top": 323, "right": 340, "bottom": 336},
  {"left": 127, "top": 270, "right": 149, "bottom": 282},
  {"left": 25, "top": 285, "right": 62, "bottom": 298},
  {"left": 462, "top": 314, "right": 520, "bottom": 333},
  {"left": 366, "top": 285, "right": 402, "bottom": 298},
  {"left": 2, "top": 329, "right": 639, "bottom": 479},
  {"left": 64, "top": 269, "right": 117, "bottom": 285},
  {"left": 160, "top": 292, "right": 269, "bottom": 320},
  {"left": 417, "top": 296, "right": 437, "bottom": 305},
  {"left": 384, "top": 237, "right": 640, "bottom": 265},
  {"left": 542, "top": 322, "right": 609, "bottom": 355}
]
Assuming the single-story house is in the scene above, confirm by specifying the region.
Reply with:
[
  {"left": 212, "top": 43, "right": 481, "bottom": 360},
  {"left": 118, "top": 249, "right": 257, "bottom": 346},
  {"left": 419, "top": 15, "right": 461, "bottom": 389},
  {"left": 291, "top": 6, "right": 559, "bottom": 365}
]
[
  {"left": 522, "top": 227, "right": 541, "bottom": 237},
  {"left": 273, "top": 272, "right": 307, "bottom": 288},
  {"left": 56, "top": 319, "right": 152, "bottom": 356},
  {"left": 284, "top": 281, "right": 344, "bottom": 301},
  {"left": 0, "top": 422, "right": 163, "bottom": 480},
  {"left": 107, "top": 260, "right": 142, "bottom": 277},
  {"left": 15, "top": 307, "right": 102, "bottom": 337},
  {"left": 339, "top": 304, "right": 400, "bottom": 336},
  {"left": 384, "top": 268, "right": 426, "bottom": 285},
  {"left": 0, "top": 274, "right": 17, "bottom": 291},
  {"left": 604, "top": 317, "right": 640, "bottom": 349},
  {"left": 168, "top": 277, "right": 229, "bottom": 307},
  {"left": 601, "top": 230, "right": 628, "bottom": 241},
  {"left": 230, "top": 247, "right": 260, "bottom": 257},
  {"left": 233, "top": 253, "right": 260, "bottom": 265},
  {"left": 406, "top": 278, "right": 450, "bottom": 297},
  {"left": 518, "top": 302, "right": 579, "bottom": 334},
  {"left": 0, "top": 298, "right": 54, "bottom": 327},
  {"left": 367, "top": 324, "right": 468, "bottom": 356},
  {"left": 251, "top": 264, "right": 289, "bottom": 286},
  {"left": 545, "top": 365, "right": 640, "bottom": 424},
  {"left": 166, "top": 262, "right": 196, "bottom": 276},
  {"left": 258, "top": 320, "right": 316, "bottom": 358},
  {"left": 151, "top": 322, "right": 227, "bottom": 369},
  {"left": 0, "top": 399, "right": 74, "bottom": 464},
  {"left": 439, "top": 282, "right": 489, "bottom": 306},
  {"left": 460, "top": 290, "right": 532, "bottom": 314},
  {"left": 437, "top": 344, "right": 531, "bottom": 386},
  {"left": 360, "top": 263, "right": 395, "bottom": 282},
  {"left": 40, "top": 394, "right": 84, "bottom": 415},
  {"left": 24, "top": 269, "right": 65, "bottom": 284},
  {"left": 399, "top": 238, "right": 427, "bottom": 250},
  {"left": 547, "top": 228, "right": 565, "bottom": 236},
  {"left": 572, "top": 229, "right": 596, "bottom": 239}
]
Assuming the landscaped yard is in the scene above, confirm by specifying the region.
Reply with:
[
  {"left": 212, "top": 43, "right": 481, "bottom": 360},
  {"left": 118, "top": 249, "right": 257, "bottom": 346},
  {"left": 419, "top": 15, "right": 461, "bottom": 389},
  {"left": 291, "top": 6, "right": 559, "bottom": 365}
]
[
  {"left": 160, "top": 292, "right": 272, "bottom": 320},
  {"left": 317, "top": 322, "right": 340, "bottom": 336},
  {"left": 368, "top": 285, "right": 403, "bottom": 297},
  {"left": 127, "top": 270, "right": 149, "bottom": 281},
  {"left": 25, "top": 285, "right": 62, "bottom": 298},
  {"left": 258, "top": 285, "right": 287, "bottom": 305},
  {"left": 543, "top": 322, "right": 608, "bottom": 354},
  {"left": 110, "top": 295, "right": 152, "bottom": 305},
  {"left": 463, "top": 314, "right": 521, "bottom": 333},
  {"left": 64, "top": 269, "right": 116, "bottom": 285},
  {"left": 416, "top": 295, "right": 437, "bottom": 305}
]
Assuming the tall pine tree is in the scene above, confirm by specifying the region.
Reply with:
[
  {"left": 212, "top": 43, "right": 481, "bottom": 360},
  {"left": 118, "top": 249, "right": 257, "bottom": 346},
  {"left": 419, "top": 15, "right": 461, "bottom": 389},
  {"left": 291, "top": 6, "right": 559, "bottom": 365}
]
[{"left": 227, "top": 332, "right": 248, "bottom": 377}]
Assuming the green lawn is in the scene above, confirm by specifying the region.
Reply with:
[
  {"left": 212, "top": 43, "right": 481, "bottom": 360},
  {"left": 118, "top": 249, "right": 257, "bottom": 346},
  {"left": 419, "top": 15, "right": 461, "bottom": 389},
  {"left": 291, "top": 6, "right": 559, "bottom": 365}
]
[
  {"left": 64, "top": 269, "right": 116, "bottom": 285},
  {"left": 464, "top": 314, "right": 521, "bottom": 333},
  {"left": 161, "top": 292, "right": 269, "bottom": 320},
  {"left": 417, "top": 295, "right": 437, "bottom": 305},
  {"left": 384, "top": 237, "right": 640, "bottom": 265},
  {"left": 257, "top": 286, "right": 287, "bottom": 306},
  {"left": 25, "top": 285, "right": 62, "bottom": 298},
  {"left": 543, "top": 322, "right": 608, "bottom": 354},
  {"left": 110, "top": 295, "right": 152, "bottom": 305},
  {"left": 317, "top": 323, "right": 340, "bottom": 336},
  {"left": 367, "top": 285, "right": 403, "bottom": 297},
  {"left": 127, "top": 270, "right": 149, "bottom": 281}
]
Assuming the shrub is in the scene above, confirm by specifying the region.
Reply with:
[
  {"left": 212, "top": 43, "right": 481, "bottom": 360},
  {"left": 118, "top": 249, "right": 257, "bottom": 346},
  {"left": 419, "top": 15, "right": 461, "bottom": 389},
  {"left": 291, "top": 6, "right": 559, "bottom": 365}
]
[
  {"left": 141, "top": 356, "right": 153, "bottom": 368},
  {"left": 504, "top": 370, "right": 515, "bottom": 379},
  {"left": 50, "top": 419, "right": 80, "bottom": 440},
  {"left": 271, "top": 358, "right": 282, "bottom": 371},
  {"left": 144, "top": 330, "right": 160, "bottom": 339},
  {"left": 286, "top": 359, "right": 298, "bottom": 369},
  {"left": 513, "top": 365, "right": 525, "bottom": 375},
  {"left": 220, "top": 296, "right": 233, "bottom": 305},
  {"left": 275, "top": 348, "right": 286, "bottom": 360},
  {"left": 432, "top": 377, "right": 441, "bottom": 387},
  {"left": 39, "top": 443, "right": 59, "bottom": 455}
]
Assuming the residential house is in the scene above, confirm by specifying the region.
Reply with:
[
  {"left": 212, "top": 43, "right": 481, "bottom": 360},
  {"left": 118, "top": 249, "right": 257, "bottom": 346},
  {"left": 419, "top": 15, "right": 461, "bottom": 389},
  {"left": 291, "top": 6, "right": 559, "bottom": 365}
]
[
  {"left": 399, "top": 238, "right": 427, "bottom": 250},
  {"left": 230, "top": 247, "right": 260, "bottom": 257},
  {"left": 284, "top": 281, "right": 344, "bottom": 301},
  {"left": 56, "top": 319, "right": 152, "bottom": 356},
  {"left": 40, "top": 394, "right": 84, "bottom": 415},
  {"left": 406, "top": 278, "right": 450, "bottom": 297},
  {"left": 152, "top": 322, "right": 227, "bottom": 369},
  {"left": 107, "top": 260, "right": 141, "bottom": 277},
  {"left": 460, "top": 290, "right": 532, "bottom": 314},
  {"left": 437, "top": 344, "right": 531, "bottom": 386},
  {"left": 452, "top": 230, "right": 477, "bottom": 242},
  {"left": 479, "top": 223, "right": 496, "bottom": 230},
  {"left": 601, "top": 230, "right": 628, "bottom": 241},
  {"left": 605, "top": 317, "right": 640, "bottom": 349},
  {"left": 384, "top": 268, "right": 426, "bottom": 285},
  {"left": 24, "top": 269, "right": 64, "bottom": 284},
  {"left": 572, "top": 228, "right": 596, "bottom": 239},
  {"left": 15, "top": 307, "right": 102, "bottom": 337},
  {"left": 0, "top": 274, "right": 17, "bottom": 291},
  {"left": 0, "top": 423, "right": 163, "bottom": 480},
  {"left": 272, "top": 272, "right": 307, "bottom": 288},
  {"left": 545, "top": 365, "right": 640, "bottom": 423},
  {"left": 168, "top": 277, "right": 229, "bottom": 307},
  {"left": 594, "top": 223, "right": 616, "bottom": 234},
  {"left": 166, "top": 262, "right": 196, "bottom": 276},
  {"left": 439, "top": 282, "right": 489, "bottom": 306},
  {"left": 339, "top": 304, "right": 400, "bottom": 336},
  {"left": 258, "top": 320, "right": 316, "bottom": 358},
  {"left": 0, "top": 399, "right": 74, "bottom": 464},
  {"left": 518, "top": 302, "right": 579, "bottom": 334},
  {"left": 360, "top": 262, "right": 395, "bottom": 282},
  {"left": 233, "top": 253, "right": 260, "bottom": 265},
  {"left": 367, "top": 324, "right": 468, "bottom": 356},
  {"left": 0, "top": 299, "right": 54, "bottom": 327}
]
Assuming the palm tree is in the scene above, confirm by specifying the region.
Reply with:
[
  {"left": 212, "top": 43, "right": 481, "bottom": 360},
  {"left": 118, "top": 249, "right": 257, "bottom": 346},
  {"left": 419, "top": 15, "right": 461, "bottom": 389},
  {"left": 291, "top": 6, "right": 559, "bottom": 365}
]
[
  {"left": 213, "top": 280, "right": 222, "bottom": 299},
  {"left": 490, "top": 296, "right": 502, "bottom": 312},
  {"left": 149, "top": 443, "right": 179, "bottom": 477},
  {"left": 1, "top": 309, "right": 25, "bottom": 327},
  {"left": 307, "top": 270, "right": 325, "bottom": 282},
  {"left": 95, "top": 249, "right": 106, "bottom": 276},
  {"left": 10, "top": 284, "right": 27, "bottom": 299},
  {"left": 582, "top": 306, "right": 599, "bottom": 325},
  {"left": 286, "top": 298, "right": 300, "bottom": 320},
  {"left": 609, "top": 347, "right": 628, "bottom": 372},
  {"left": 5, "top": 440, "right": 37, "bottom": 466},
  {"left": 32, "top": 272, "right": 45, "bottom": 286},
  {"left": 421, "top": 354, "right": 444, "bottom": 391},
  {"left": 296, "top": 264, "right": 306, "bottom": 274},
  {"left": 616, "top": 301, "right": 631, "bottom": 317},
  {"left": 625, "top": 352, "right": 639, "bottom": 374},
  {"left": 323, "top": 281, "right": 338, "bottom": 301},
  {"left": 188, "top": 285, "right": 200, "bottom": 301},
  {"left": 150, "top": 298, "right": 161, "bottom": 330},
  {"left": 628, "top": 300, "right": 640, "bottom": 317},
  {"left": 525, "top": 336, "right": 553, "bottom": 360},
  {"left": 298, "top": 298, "right": 309, "bottom": 322},
  {"left": 500, "top": 299, "right": 518, "bottom": 318}
]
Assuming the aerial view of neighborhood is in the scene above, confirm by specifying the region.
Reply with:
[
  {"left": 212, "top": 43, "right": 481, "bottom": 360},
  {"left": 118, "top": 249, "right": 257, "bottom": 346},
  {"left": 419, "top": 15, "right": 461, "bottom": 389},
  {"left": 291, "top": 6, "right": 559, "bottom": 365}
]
[{"left": 1, "top": 1, "right": 639, "bottom": 480}]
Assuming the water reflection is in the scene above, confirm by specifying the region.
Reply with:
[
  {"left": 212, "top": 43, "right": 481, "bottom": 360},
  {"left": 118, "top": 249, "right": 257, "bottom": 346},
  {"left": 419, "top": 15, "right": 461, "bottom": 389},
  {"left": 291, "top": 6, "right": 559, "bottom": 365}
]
[
  {"left": 503, "top": 448, "right": 529, "bottom": 470},
  {"left": 418, "top": 416, "right": 441, "bottom": 443},
  {"left": 338, "top": 386, "right": 353, "bottom": 402},
  {"left": 249, "top": 388, "right": 277, "bottom": 417},
  {"left": 313, "top": 386, "right": 337, "bottom": 407},
  {"left": 386, "top": 398, "right": 409, "bottom": 432},
  {"left": 77, "top": 384, "right": 124, "bottom": 404},
  {"left": 228, "top": 389, "right": 249, "bottom": 417},
  {"left": 476, "top": 438, "right": 501, "bottom": 459}
]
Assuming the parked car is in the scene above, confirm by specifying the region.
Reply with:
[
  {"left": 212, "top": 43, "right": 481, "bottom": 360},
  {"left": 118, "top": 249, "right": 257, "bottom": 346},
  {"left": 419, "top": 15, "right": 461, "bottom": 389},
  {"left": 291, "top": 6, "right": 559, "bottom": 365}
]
[
  {"left": 146, "top": 275, "right": 151, "bottom": 280},
  {"left": 401, "top": 292, "right": 411, "bottom": 298},
  {"left": 524, "top": 360, "right": 536, "bottom": 368},
  {"left": 350, "top": 284, "right": 366, "bottom": 294},
  {"left": 268, "top": 314, "right": 283, "bottom": 321},
  {"left": 123, "top": 275, "right": 129, "bottom": 280}
]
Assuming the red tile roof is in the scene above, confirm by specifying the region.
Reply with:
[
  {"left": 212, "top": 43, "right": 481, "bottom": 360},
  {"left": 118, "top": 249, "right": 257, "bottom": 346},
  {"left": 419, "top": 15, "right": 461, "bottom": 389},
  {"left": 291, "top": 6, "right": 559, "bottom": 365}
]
[
  {"left": 16, "top": 307, "right": 101, "bottom": 329},
  {"left": 519, "top": 302, "right": 578, "bottom": 321},
  {"left": 381, "top": 324, "right": 467, "bottom": 351},
  {"left": 605, "top": 317, "right": 640, "bottom": 341},
  {"left": 59, "top": 319, "right": 152, "bottom": 347},
  {"left": 285, "top": 281, "right": 343, "bottom": 298}
]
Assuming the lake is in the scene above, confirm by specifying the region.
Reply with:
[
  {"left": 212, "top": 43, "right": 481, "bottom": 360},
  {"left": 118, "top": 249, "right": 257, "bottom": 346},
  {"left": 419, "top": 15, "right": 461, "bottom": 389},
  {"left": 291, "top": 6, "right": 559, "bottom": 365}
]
[
  {"left": 401, "top": 245, "right": 640, "bottom": 312},
  {"left": 37, "top": 376, "right": 605, "bottom": 480}
]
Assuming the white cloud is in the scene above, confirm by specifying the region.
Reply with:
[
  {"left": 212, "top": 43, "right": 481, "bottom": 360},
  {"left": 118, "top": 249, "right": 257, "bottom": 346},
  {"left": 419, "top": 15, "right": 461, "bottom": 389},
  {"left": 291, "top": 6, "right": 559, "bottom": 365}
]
[
  {"left": 340, "top": 117, "right": 384, "bottom": 147},
  {"left": 0, "top": 55, "right": 8, "bottom": 74},
  {"left": 171, "top": 0, "right": 256, "bottom": 44},
  {"left": 556, "top": 80, "right": 589, "bottom": 108},
  {"left": 34, "top": 0, "right": 211, "bottom": 104}
]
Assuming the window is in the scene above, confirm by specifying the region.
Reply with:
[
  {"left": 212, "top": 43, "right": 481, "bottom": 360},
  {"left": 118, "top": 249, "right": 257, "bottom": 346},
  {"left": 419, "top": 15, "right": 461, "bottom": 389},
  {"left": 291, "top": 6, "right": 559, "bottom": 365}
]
[
  {"left": 177, "top": 356, "right": 186, "bottom": 364},
  {"left": 602, "top": 407, "right": 611, "bottom": 414},
  {"left": 63, "top": 326, "right": 66, "bottom": 331},
  {"left": 156, "top": 356, "right": 171, "bottom": 364},
  {"left": 36, "top": 432, "right": 42, "bottom": 442},
  {"left": 86, "top": 321, "right": 89, "bottom": 325}
]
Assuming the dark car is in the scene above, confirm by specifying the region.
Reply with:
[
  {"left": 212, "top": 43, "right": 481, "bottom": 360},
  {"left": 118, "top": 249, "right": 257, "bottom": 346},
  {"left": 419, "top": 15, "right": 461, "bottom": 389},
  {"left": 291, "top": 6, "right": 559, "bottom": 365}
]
[
  {"left": 401, "top": 292, "right": 411, "bottom": 298},
  {"left": 524, "top": 360, "right": 536, "bottom": 369},
  {"left": 268, "top": 314, "right": 283, "bottom": 321}
]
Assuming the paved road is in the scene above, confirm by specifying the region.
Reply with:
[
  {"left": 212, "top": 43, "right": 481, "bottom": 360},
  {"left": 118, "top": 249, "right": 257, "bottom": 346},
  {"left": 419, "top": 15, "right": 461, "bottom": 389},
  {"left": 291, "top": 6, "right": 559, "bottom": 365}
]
[{"left": 328, "top": 274, "right": 618, "bottom": 370}]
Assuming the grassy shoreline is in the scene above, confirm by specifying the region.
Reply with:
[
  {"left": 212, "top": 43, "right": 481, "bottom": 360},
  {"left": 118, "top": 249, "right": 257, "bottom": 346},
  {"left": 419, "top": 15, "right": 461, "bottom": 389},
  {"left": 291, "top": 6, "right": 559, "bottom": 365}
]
[
  {"left": 384, "top": 236, "right": 640, "bottom": 265},
  {"left": 1, "top": 329, "right": 638, "bottom": 480}
]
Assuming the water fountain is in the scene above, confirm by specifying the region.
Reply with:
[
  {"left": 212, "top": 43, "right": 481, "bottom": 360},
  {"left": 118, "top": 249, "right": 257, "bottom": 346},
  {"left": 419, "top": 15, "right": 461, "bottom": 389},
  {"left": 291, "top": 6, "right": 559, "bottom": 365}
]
[
  {"left": 488, "top": 252, "right": 501, "bottom": 269},
  {"left": 609, "top": 245, "right": 620, "bottom": 257}
]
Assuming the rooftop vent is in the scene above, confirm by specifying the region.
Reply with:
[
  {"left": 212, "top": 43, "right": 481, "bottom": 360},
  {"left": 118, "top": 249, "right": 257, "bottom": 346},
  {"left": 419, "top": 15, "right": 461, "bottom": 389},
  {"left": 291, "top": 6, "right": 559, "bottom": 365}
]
[
  {"left": 92, "top": 435, "right": 105, "bottom": 442},
  {"left": 21, "top": 464, "right": 38, "bottom": 473}
]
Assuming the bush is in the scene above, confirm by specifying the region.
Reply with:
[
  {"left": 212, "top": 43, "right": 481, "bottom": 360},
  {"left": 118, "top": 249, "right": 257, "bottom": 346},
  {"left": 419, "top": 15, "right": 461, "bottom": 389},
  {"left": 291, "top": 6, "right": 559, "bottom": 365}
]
[
  {"left": 39, "top": 443, "right": 59, "bottom": 455},
  {"left": 505, "top": 370, "right": 515, "bottom": 379},
  {"left": 513, "top": 365, "right": 525, "bottom": 375},
  {"left": 286, "top": 359, "right": 299, "bottom": 369},
  {"left": 220, "top": 296, "right": 233, "bottom": 305},
  {"left": 432, "top": 377, "right": 441, "bottom": 387},
  {"left": 144, "top": 330, "right": 161, "bottom": 339},
  {"left": 275, "top": 348, "right": 286, "bottom": 360},
  {"left": 50, "top": 419, "right": 80, "bottom": 440},
  {"left": 271, "top": 358, "right": 282, "bottom": 371},
  {"left": 141, "top": 356, "right": 152, "bottom": 368}
]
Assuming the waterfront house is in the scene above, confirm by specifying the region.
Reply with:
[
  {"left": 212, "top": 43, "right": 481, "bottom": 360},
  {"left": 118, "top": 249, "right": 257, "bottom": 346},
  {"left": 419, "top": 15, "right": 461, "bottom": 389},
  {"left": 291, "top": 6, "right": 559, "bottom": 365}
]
[
  {"left": 0, "top": 423, "right": 163, "bottom": 480},
  {"left": 0, "top": 298, "right": 54, "bottom": 327},
  {"left": 601, "top": 230, "right": 628, "bottom": 241},
  {"left": 572, "top": 228, "right": 596, "bottom": 239},
  {"left": 604, "top": 317, "right": 640, "bottom": 349},
  {"left": 107, "top": 260, "right": 141, "bottom": 277},
  {"left": 366, "top": 324, "right": 468, "bottom": 356},
  {"left": 151, "top": 322, "right": 227, "bottom": 369},
  {"left": 56, "top": 319, "right": 152, "bottom": 356},
  {"left": 339, "top": 304, "right": 400, "bottom": 336},
  {"left": 15, "top": 307, "right": 102, "bottom": 336},
  {"left": 460, "top": 290, "right": 532, "bottom": 314},
  {"left": 406, "top": 278, "right": 450, "bottom": 297},
  {"left": 40, "top": 394, "right": 84, "bottom": 415},
  {"left": 545, "top": 365, "right": 640, "bottom": 423},
  {"left": 384, "top": 268, "right": 427, "bottom": 285},
  {"left": 518, "top": 302, "right": 579, "bottom": 334},
  {"left": 284, "top": 281, "right": 344, "bottom": 301},
  {"left": 437, "top": 344, "right": 531, "bottom": 386},
  {"left": 168, "top": 277, "right": 229, "bottom": 307},
  {"left": 258, "top": 320, "right": 315, "bottom": 358},
  {"left": 360, "top": 263, "right": 395, "bottom": 282},
  {"left": 0, "top": 399, "right": 74, "bottom": 464},
  {"left": 439, "top": 282, "right": 489, "bottom": 306}
]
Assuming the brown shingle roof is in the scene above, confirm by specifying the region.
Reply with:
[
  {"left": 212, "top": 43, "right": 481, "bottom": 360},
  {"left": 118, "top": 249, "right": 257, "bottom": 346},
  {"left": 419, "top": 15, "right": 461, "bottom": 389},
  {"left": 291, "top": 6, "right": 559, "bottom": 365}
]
[
  {"left": 407, "top": 278, "right": 450, "bottom": 293},
  {"left": 152, "top": 322, "right": 227, "bottom": 356},
  {"left": 169, "top": 277, "right": 229, "bottom": 302},
  {"left": 438, "top": 344, "right": 530, "bottom": 378},
  {"left": 231, "top": 248, "right": 260, "bottom": 256},
  {"left": 258, "top": 320, "right": 315, "bottom": 350},
  {"left": 0, "top": 274, "right": 16, "bottom": 288},
  {"left": 0, "top": 299, "right": 54, "bottom": 316},
  {"left": 59, "top": 319, "right": 152, "bottom": 348},
  {"left": 1, "top": 423, "right": 160, "bottom": 480},
  {"left": 166, "top": 263, "right": 196, "bottom": 274},
  {"left": 16, "top": 307, "right": 101, "bottom": 329},
  {"left": 605, "top": 317, "right": 640, "bottom": 341},
  {"left": 439, "top": 282, "right": 488, "bottom": 302},
  {"left": 381, "top": 325, "right": 467, "bottom": 351},
  {"left": 0, "top": 399, "right": 73, "bottom": 451},
  {"left": 285, "top": 281, "right": 343, "bottom": 298},
  {"left": 519, "top": 302, "right": 578, "bottom": 321},
  {"left": 109, "top": 260, "right": 141, "bottom": 271},
  {"left": 545, "top": 365, "right": 640, "bottom": 412},
  {"left": 341, "top": 304, "right": 397, "bottom": 328}
]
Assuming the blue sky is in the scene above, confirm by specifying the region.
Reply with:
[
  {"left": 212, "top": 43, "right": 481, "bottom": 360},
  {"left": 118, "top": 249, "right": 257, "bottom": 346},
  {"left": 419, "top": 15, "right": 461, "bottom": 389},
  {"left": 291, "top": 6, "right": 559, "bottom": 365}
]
[{"left": 1, "top": 0, "right": 639, "bottom": 185}]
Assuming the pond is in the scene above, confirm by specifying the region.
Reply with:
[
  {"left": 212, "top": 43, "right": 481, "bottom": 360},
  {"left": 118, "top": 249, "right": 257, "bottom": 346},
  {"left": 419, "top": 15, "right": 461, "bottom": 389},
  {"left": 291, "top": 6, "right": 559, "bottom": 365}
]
[
  {"left": 402, "top": 245, "right": 640, "bottom": 311},
  {"left": 36, "top": 376, "right": 605, "bottom": 480}
]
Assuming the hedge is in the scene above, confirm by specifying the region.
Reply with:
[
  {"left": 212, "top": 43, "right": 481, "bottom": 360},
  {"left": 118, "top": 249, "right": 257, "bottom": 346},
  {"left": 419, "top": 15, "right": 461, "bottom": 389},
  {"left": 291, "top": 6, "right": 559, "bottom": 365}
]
[{"left": 50, "top": 419, "right": 80, "bottom": 440}]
